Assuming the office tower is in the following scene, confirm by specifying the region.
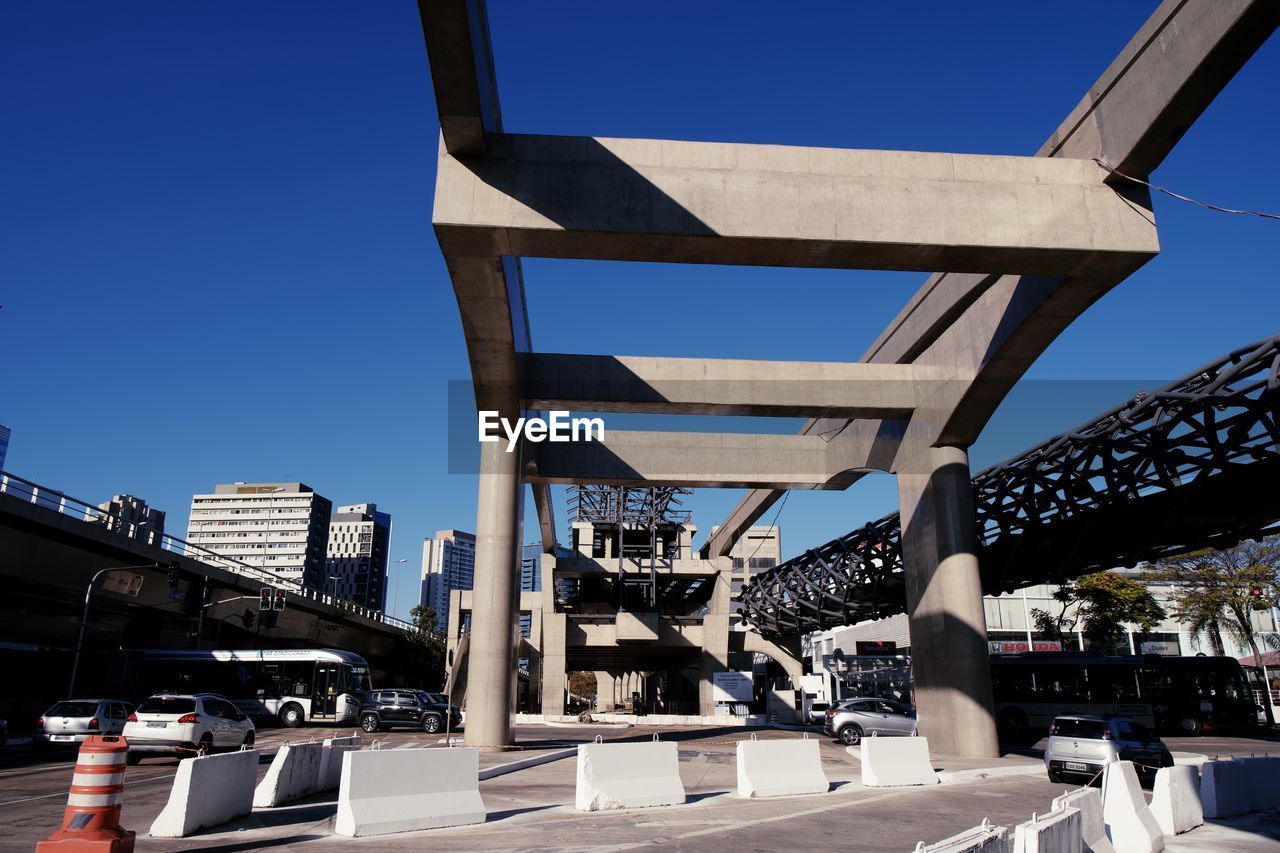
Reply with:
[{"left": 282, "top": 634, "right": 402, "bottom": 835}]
[
  {"left": 325, "top": 503, "right": 392, "bottom": 610},
  {"left": 419, "top": 529, "right": 476, "bottom": 633}
]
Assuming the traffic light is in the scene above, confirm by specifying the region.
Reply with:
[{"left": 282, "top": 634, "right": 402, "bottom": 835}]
[
  {"left": 260, "top": 588, "right": 272, "bottom": 610},
  {"left": 243, "top": 609, "right": 256, "bottom": 630},
  {"left": 168, "top": 565, "right": 181, "bottom": 588},
  {"left": 273, "top": 588, "right": 286, "bottom": 612}
]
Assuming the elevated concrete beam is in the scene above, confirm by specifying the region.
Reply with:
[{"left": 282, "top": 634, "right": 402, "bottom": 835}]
[
  {"left": 418, "top": 0, "right": 501, "bottom": 156},
  {"left": 522, "top": 431, "right": 882, "bottom": 489},
  {"left": 531, "top": 482, "right": 557, "bottom": 554},
  {"left": 434, "top": 134, "right": 1158, "bottom": 278},
  {"left": 521, "top": 353, "right": 948, "bottom": 418}
]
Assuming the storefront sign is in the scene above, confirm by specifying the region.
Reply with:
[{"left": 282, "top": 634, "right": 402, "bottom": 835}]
[
  {"left": 711, "top": 670, "right": 754, "bottom": 702},
  {"left": 988, "top": 639, "right": 1062, "bottom": 654}
]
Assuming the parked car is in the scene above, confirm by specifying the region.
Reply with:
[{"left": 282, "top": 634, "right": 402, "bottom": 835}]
[
  {"left": 823, "top": 697, "right": 917, "bottom": 745},
  {"left": 1044, "top": 715, "right": 1173, "bottom": 785},
  {"left": 34, "top": 699, "right": 134, "bottom": 754},
  {"left": 806, "top": 701, "right": 831, "bottom": 726},
  {"left": 122, "top": 693, "right": 255, "bottom": 764},
  {"left": 358, "top": 689, "right": 461, "bottom": 734}
]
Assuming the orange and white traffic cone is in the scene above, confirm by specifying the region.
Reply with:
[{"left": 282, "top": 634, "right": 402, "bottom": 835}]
[{"left": 36, "top": 734, "right": 135, "bottom": 852}]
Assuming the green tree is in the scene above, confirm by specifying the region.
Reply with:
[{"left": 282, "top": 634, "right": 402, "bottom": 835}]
[
  {"left": 1030, "top": 571, "right": 1166, "bottom": 651},
  {"left": 403, "top": 604, "right": 446, "bottom": 689},
  {"left": 1147, "top": 540, "right": 1280, "bottom": 725}
]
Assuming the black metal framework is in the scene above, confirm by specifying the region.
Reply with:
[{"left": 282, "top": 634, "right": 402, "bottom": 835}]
[
  {"left": 567, "top": 484, "right": 692, "bottom": 526},
  {"left": 740, "top": 333, "right": 1280, "bottom": 638}
]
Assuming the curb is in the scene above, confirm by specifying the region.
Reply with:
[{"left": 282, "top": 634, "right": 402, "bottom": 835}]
[
  {"left": 478, "top": 746, "right": 578, "bottom": 780},
  {"left": 936, "top": 763, "right": 1044, "bottom": 783}
]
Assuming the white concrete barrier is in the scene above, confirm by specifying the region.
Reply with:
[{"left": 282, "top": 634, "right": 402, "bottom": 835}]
[
  {"left": 318, "top": 736, "right": 362, "bottom": 792},
  {"left": 1051, "top": 787, "right": 1113, "bottom": 853},
  {"left": 735, "top": 736, "right": 829, "bottom": 798},
  {"left": 253, "top": 742, "right": 324, "bottom": 808},
  {"left": 1012, "top": 808, "right": 1081, "bottom": 853},
  {"left": 1198, "top": 758, "right": 1250, "bottom": 818},
  {"left": 149, "top": 749, "right": 258, "bottom": 838},
  {"left": 575, "top": 738, "right": 685, "bottom": 811},
  {"left": 859, "top": 735, "right": 937, "bottom": 787},
  {"left": 1149, "top": 765, "right": 1202, "bottom": 836},
  {"left": 1238, "top": 755, "right": 1280, "bottom": 811},
  {"left": 334, "top": 747, "right": 485, "bottom": 837},
  {"left": 915, "top": 818, "right": 1009, "bottom": 852},
  {"left": 1101, "top": 761, "right": 1163, "bottom": 853}
]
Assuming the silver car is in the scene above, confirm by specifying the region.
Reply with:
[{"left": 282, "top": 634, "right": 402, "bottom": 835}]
[
  {"left": 1044, "top": 715, "right": 1173, "bottom": 785},
  {"left": 35, "top": 699, "right": 133, "bottom": 753},
  {"left": 823, "top": 697, "right": 917, "bottom": 745}
]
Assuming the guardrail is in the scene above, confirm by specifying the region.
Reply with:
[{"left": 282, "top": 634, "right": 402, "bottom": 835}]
[{"left": 0, "top": 470, "right": 414, "bottom": 632}]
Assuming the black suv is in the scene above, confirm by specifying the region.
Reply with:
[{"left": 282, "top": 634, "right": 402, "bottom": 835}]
[{"left": 358, "top": 690, "right": 461, "bottom": 734}]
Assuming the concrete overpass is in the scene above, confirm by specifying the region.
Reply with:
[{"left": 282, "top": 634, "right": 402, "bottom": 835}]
[
  {"left": 419, "top": 0, "right": 1280, "bottom": 755},
  {"left": 0, "top": 471, "right": 413, "bottom": 700}
]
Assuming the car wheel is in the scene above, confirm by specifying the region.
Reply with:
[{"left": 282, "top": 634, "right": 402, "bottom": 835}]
[
  {"left": 242, "top": 731, "right": 255, "bottom": 748},
  {"left": 999, "top": 707, "right": 1028, "bottom": 735},
  {"left": 279, "top": 703, "right": 304, "bottom": 728},
  {"left": 1177, "top": 715, "right": 1204, "bottom": 736},
  {"left": 360, "top": 714, "right": 380, "bottom": 733},
  {"left": 422, "top": 714, "right": 442, "bottom": 734},
  {"left": 1047, "top": 770, "right": 1063, "bottom": 784},
  {"left": 126, "top": 752, "right": 142, "bottom": 766},
  {"left": 198, "top": 733, "right": 213, "bottom": 755},
  {"left": 839, "top": 724, "right": 863, "bottom": 746}
]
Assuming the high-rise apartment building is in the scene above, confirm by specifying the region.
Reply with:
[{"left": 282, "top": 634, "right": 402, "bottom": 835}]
[
  {"left": 519, "top": 543, "right": 544, "bottom": 639},
  {"left": 419, "top": 529, "right": 476, "bottom": 634},
  {"left": 325, "top": 503, "right": 391, "bottom": 611},
  {"left": 186, "top": 482, "right": 332, "bottom": 589},
  {"left": 96, "top": 494, "right": 166, "bottom": 544},
  {"left": 0, "top": 425, "right": 9, "bottom": 470}
]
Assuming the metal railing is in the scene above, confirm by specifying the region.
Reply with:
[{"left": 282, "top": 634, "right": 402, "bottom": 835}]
[{"left": 0, "top": 470, "right": 413, "bottom": 632}]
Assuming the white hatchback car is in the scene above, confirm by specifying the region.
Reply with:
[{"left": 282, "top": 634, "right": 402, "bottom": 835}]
[{"left": 123, "top": 693, "right": 255, "bottom": 764}]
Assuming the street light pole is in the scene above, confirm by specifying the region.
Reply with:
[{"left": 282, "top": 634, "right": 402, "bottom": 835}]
[
  {"left": 388, "top": 558, "right": 407, "bottom": 619},
  {"left": 69, "top": 563, "right": 164, "bottom": 697}
]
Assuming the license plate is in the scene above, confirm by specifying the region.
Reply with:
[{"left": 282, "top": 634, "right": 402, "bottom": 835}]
[
  {"left": 146, "top": 721, "right": 167, "bottom": 728},
  {"left": 1064, "top": 761, "right": 1089, "bottom": 772},
  {"left": 50, "top": 735, "right": 75, "bottom": 742}
]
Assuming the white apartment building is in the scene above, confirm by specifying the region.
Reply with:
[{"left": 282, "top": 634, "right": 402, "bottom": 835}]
[
  {"left": 420, "top": 529, "right": 475, "bottom": 633},
  {"left": 186, "top": 482, "right": 332, "bottom": 589},
  {"left": 715, "top": 524, "right": 781, "bottom": 600},
  {"left": 325, "top": 503, "right": 392, "bottom": 611}
]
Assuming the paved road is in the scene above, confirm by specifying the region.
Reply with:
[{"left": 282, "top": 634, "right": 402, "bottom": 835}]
[{"left": 1, "top": 725, "right": 1277, "bottom": 852}]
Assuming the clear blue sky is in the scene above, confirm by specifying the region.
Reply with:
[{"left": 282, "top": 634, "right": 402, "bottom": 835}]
[{"left": 4, "top": 2, "right": 1278, "bottom": 620}]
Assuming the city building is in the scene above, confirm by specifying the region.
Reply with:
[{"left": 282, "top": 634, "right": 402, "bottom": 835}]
[
  {"left": 324, "top": 503, "right": 392, "bottom": 610},
  {"left": 519, "top": 543, "right": 543, "bottom": 638},
  {"left": 186, "top": 482, "right": 332, "bottom": 589},
  {"left": 0, "top": 424, "right": 9, "bottom": 470},
  {"left": 420, "top": 529, "right": 476, "bottom": 634},
  {"left": 714, "top": 524, "right": 781, "bottom": 600},
  {"left": 94, "top": 494, "right": 166, "bottom": 544}
]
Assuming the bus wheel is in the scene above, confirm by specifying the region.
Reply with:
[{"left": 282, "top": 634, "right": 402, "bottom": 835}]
[
  {"left": 999, "top": 707, "right": 1028, "bottom": 734},
  {"left": 279, "top": 703, "right": 305, "bottom": 728},
  {"left": 1178, "top": 715, "right": 1204, "bottom": 736}
]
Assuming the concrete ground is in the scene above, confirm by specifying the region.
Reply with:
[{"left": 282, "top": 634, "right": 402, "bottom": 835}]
[{"left": 1, "top": 725, "right": 1277, "bottom": 852}]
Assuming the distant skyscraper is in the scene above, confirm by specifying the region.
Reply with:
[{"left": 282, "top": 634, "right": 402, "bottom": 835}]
[
  {"left": 325, "top": 503, "right": 392, "bottom": 610},
  {"left": 186, "top": 482, "right": 332, "bottom": 589},
  {"left": 715, "top": 525, "right": 782, "bottom": 600},
  {"left": 0, "top": 425, "right": 9, "bottom": 470},
  {"left": 96, "top": 494, "right": 166, "bottom": 544},
  {"left": 419, "top": 529, "right": 476, "bottom": 633}
]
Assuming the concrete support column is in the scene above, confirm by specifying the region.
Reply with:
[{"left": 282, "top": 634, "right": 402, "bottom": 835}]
[
  {"left": 897, "top": 445, "right": 999, "bottom": 758},
  {"left": 464, "top": 440, "right": 523, "bottom": 747},
  {"left": 539, "top": 612, "right": 567, "bottom": 717},
  {"left": 594, "top": 671, "right": 612, "bottom": 712},
  {"left": 698, "top": 565, "right": 732, "bottom": 715}
]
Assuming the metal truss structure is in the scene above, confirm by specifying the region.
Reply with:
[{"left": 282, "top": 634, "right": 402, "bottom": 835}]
[
  {"left": 740, "top": 333, "right": 1280, "bottom": 638},
  {"left": 567, "top": 484, "right": 693, "bottom": 527}
]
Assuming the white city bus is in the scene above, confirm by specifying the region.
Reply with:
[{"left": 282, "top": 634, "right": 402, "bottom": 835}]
[{"left": 138, "top": 649, "right": 372, "bottom": 727}]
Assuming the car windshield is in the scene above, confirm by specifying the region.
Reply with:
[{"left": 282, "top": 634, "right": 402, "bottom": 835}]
[
  {"left": 47, "top": 702, "right": 97, "bottom": 717},
  {"left": 1053, "top": 718, "right": 1107, "bottom": 739},
  {"left": 137, "top": 697, "right": 196, "bottom": 715}
]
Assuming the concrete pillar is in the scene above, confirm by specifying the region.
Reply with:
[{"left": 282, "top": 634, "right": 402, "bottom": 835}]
[
  {"left": 698, "top": 565, "right": 732, "bottom": 715},
  {"left": 897, "top": 445, "right": 999, "bottom": 758},
  {"left": 464, "top": 440, "right": 523, "bottom": 747},
  {"left": 594, "top": 671, "right": 612, "bottom": 712},
  {"left": 539, "top": 612, "right": 567, "bottom": 717}
]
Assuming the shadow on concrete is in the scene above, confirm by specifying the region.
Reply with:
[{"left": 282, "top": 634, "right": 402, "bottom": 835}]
[
  {"left": 486, "top": 803, "right": 562, "bottom": 822},
  {"left": 171, "top": 834, "right": 328, "bottom": 852}
]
